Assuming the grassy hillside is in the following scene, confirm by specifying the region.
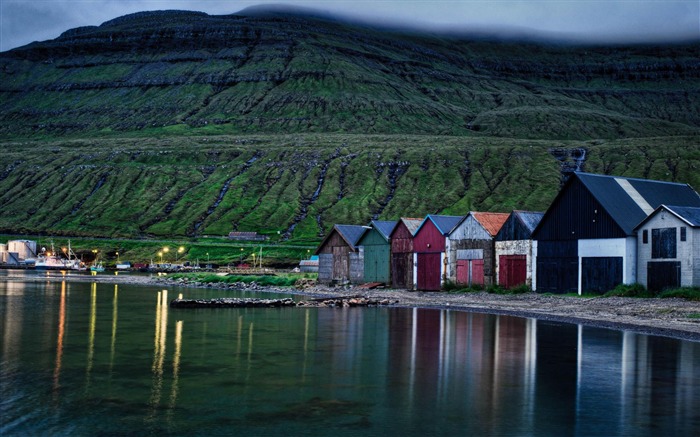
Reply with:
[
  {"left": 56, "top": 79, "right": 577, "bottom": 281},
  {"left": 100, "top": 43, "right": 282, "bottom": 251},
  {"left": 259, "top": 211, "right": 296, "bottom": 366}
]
[
  {"left": 1, "top": 10, "right": 698, "bottom": 140},
  {"left": 1, "top": 9, "right": 699, "bottom": 245},
  {"left": 1, "top": 134, "right": 698, "bottom": 243}
]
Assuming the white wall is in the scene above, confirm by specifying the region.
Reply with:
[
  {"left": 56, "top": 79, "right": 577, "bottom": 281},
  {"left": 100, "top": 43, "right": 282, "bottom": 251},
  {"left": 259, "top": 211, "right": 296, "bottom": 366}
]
[
  {"left": 637, "top": 211, "right": 698, "bottom": 287},
  {"left": 578, "top": 237, "right": 636, "bottom": 293}
]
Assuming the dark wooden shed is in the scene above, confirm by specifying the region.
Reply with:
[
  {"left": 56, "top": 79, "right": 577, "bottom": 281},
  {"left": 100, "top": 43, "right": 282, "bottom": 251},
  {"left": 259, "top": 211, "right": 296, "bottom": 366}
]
[
  {"left": 533, "top": 172, "right": 700, "bottom": 294},
  {"left": 315, "top": 224, "right": 366, "bottom": 284},
  {"left": 495, "top": 211, "right": 544, "bottom": 288},
  {"left": 413, "top": 215, "right": 464, "bottom": 291},
  {"left": 389, "top": 218, "right": 423, "bottom": 289},
  {"left": 358, "top": 220, "right": 397, "bottom": 284}
]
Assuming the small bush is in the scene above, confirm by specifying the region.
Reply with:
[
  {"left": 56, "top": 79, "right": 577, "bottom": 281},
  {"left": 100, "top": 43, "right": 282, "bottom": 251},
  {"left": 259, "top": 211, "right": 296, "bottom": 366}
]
[
  {"left": 659, "top": 287, "right": 700, "bottom": 301},
  {"left": 507, "top": 284, "right": 532, "bottom": 294},
  {"left": 603, "top": 283, "right": 653, "bottom": 298},
  {"left": 443, "top": 280, "right": 483, "bottom": 293}
]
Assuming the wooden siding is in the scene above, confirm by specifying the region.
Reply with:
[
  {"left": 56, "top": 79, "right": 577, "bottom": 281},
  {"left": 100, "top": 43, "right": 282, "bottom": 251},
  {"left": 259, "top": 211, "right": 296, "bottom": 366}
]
[
  {"left": 391, "top": 221, "right": 415, "bottom": 253},
  {"left": 536, "top": 240, "right": 578, "bottom": 294},
  {"left": 535, "top": 177, "right": 627, "bottom": 240},
  {"left": 316, "top": 229, "right": 358, "bottom": 284},
  {"left": 414, "top": 220, "right": 446, "bottom": 253},
  {"left": 391, "top": 253, "right": 413, "bottom": 289}
]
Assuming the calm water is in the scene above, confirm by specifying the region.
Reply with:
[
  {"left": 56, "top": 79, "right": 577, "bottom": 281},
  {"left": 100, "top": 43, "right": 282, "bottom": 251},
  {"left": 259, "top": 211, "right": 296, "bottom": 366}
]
[{"left": 1, "top": 272, "right": 699, "bottom": 436}]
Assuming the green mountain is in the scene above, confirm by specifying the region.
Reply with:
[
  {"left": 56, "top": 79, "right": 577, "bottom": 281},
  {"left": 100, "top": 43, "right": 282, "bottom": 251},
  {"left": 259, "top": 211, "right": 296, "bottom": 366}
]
[{"left": 1, "top": 8, "right": 699, "bottom": 242}]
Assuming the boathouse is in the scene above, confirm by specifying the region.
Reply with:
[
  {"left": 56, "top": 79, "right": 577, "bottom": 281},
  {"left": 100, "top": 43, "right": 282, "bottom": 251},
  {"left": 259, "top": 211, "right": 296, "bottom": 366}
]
[
  {"left": 389, "top": 218, "right": 423, "bottom": 290},
  {"left": 635, "top": 205, "right": 700, "bottom": 292},
  {"left": 447, "top": 212, "right": 509, "bottom": 287},
  {"left": 532, "top": 172, "right": 700, "bottom": 294},
  {"left": 315, "top": 224, "right": 366, "bottom": 284},
  {"left": 357, "top": 220, "right": 397, "bottom": 284},
  {"left": 495, "top": 211, "right": 544, "bottom": 288},
  {"left": 413, "top": 215, "right": 464, "bottom": 291}
]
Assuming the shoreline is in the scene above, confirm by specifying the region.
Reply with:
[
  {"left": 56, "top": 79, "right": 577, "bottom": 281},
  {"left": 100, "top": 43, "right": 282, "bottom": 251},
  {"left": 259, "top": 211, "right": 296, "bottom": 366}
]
[{"left": 10, "top": 272, "right": 700, "bottom": 342}]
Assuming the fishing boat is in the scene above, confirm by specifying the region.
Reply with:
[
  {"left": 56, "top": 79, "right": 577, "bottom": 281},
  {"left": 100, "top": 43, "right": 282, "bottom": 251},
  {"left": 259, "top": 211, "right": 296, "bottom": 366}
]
[
  {"left": 90, "top": 261, "right": 105, "bottom": 272},
  {"left": 35, "top": 241, "right": 85, "bottom": 270}
]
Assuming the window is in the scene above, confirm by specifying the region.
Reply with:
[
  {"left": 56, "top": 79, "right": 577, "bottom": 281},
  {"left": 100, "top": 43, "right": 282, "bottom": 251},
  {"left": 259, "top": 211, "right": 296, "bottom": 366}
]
[
  {"left": 680, "top": 227, "right": 687, "bottom": 242},
  {"left": 642, "top": 229, "right": 648, "bottom": 244},
  {"left": 651, "top": 227, "right": 676, "bottom": 259}
]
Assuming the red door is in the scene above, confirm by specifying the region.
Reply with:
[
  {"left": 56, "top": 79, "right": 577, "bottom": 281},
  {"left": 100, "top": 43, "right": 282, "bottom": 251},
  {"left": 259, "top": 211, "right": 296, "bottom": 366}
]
[
  {"left": 457, "top": 259, "right": 484, "bottom": 286},
  {"left": 456, "top": 260, "right": 469, "bottom": 285},
  {"left": 471, "top": 260, "right": 484, "bottom": 286},
  {"left": 499, "top": 255, "right": 527, "bottom": 288},
  {"left": 417, "top": 253, "right": 441, "bottom": 291}
]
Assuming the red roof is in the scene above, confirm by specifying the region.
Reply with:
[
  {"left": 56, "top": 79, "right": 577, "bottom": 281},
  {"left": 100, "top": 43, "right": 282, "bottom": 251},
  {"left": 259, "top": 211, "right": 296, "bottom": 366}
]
[{"left": 471, "top": 212, "right": 510, "bottom": 236}]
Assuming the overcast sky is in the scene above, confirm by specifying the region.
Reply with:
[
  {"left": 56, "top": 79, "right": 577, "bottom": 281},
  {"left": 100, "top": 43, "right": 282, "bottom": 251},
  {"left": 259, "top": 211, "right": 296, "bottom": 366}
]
[{"left": 1, "top": 1, "right": 699, "bottom": 52}]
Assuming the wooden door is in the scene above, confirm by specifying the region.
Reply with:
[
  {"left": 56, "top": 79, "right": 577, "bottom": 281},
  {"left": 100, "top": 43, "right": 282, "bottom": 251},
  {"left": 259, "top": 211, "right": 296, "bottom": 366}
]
[
  {"left": 417, "top": 253, "right": 441, "bottom": 291},
  {"left": 456, "top": 259, "right": 484, "bottom": 286},
  {"left": 332, "top": 246, "right": 349, "bottom": 281},
  {"left": 647, "top": 261, "right": 681, "bottom": 293},
  {"left": 581, "top": 257, "right": 622, "bottom": 294},
  {"left": 499, "top": 255, "right": 527, "bottom": 288},
  {"left": 392, "top": 253, "right": 411, "bottom": 289}
]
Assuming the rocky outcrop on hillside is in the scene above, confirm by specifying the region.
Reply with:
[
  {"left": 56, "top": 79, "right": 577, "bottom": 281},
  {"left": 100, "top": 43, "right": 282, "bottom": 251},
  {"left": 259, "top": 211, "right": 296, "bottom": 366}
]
[{"left": 1, "top": 9, "right": 699, "bottom": 139}]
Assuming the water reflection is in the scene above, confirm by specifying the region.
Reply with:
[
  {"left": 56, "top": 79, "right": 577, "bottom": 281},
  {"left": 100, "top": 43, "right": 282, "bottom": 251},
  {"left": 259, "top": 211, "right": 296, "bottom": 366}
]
[{"left": 0, "top": 279, "right": 699, "bottom": 436}]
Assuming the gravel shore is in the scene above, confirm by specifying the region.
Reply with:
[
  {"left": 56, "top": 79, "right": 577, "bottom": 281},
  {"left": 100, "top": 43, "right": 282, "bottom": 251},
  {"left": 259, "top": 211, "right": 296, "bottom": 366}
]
[{"left": 19, "top": 272, "right": 700, "bottom": 342}]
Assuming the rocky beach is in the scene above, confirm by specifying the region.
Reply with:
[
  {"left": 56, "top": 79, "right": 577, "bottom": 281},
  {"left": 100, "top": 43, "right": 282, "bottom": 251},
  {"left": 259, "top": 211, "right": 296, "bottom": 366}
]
[{"left": 17, "top": 272, "right": 700, "bottom": 342}]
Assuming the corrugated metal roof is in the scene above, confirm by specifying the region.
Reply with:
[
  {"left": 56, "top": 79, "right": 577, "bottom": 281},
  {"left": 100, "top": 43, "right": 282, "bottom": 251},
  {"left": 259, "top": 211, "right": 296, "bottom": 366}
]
[
  {"left": 335, "top": 224, "right": 368, "bottom": 248},
  {"left": 428, "top": 215, "right": 465, "bottom": 235},
  {"left": 471, "top": 212, "right": 510, "bottom": 236},
  {"left": 400, "top": 218, "right": 424, "bottom": 236},
  {"left": 577, "top": 172, "right": 700, "bottom": 235},
  {"left": 371, "top": 220, "right": 398, "bottom": 240},
  {"left": 664, "top": 205, "right": 700, "bottom": 227},
  {"left": 514, "top": 210, "right": 545, "bottom": 233}
]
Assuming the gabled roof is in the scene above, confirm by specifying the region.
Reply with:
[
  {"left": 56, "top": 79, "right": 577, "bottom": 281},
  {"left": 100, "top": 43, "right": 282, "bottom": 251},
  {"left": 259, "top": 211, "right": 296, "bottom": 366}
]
[
  {"left": 535, "top": 172, "right": 700, "bottom": 237},
  {"left": 635, "top": 204, "right": 700, "bottom": 230},
  {"left": 470, "top": 212, "right": 510, "bottom": 237},
  {"left": 514, "top": 210, "right": 545, "bottom": 233},
  {"left": 315, "top": 224, "right": 367, "bottom": 254},
  {"left": 415, "top": 214, "right": 464, "bottom": 236},
  {"left": 399, "top": 217, "right": 424, "bottom": 236},
  {"left": 370, "top": 220, "right": 398, "bottom": 240}
]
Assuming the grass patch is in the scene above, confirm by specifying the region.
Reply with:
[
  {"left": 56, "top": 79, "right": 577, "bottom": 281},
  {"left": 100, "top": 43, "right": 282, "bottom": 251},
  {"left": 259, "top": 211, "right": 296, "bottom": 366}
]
[
  {"left": 658, "top": 287, "right": 700, "bottom": 301},
  {"left": 603, "top": 283, "right": 654, "bottom": 298},
  {"left": 169, "top": 272, "right": 315, "bottom": 287}
]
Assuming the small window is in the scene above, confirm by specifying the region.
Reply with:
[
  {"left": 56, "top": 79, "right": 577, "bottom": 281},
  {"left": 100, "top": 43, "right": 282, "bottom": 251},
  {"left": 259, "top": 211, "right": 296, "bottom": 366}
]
[
  {"left": 642, "top": 229, "right": 648, "bottom": 244},
  {"left": 680, "top": 227, "right": 687, "bottom": 242}
]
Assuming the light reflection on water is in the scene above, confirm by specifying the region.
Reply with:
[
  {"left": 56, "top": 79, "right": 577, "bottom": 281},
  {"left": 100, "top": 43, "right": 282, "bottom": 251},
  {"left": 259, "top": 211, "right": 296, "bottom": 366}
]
[{"left": 0, "top": 277, "right": 699, "bottom": 436}]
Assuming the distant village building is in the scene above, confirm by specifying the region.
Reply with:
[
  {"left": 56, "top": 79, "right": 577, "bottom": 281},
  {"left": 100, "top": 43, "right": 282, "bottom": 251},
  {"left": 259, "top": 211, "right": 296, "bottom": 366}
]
[
  {"left": 533, "top": 172, "right": 700, "bottom": 294},
  {"left": 315, "top": 225, "right": 366, "bottom": 284},
  {"left": 413, "top": 215, "right": 464, "bottom": 291},
  {"left": 448, "top": 212, "right": 509, "bottom": 287},
  {"left": 357, "top": 220, "right": 397, "bottom": 284},
  {"left": 495, "top": 211, "right": 544, "bottom": 288},
  {"left": 635, "top": 205, "right": 700, "bottom": 291},
  {"left": 228, "top": 232, "right": 268, "bottom": 241},
  {"left": 389, "top": 218, "right": 423, "bottom": 290}
]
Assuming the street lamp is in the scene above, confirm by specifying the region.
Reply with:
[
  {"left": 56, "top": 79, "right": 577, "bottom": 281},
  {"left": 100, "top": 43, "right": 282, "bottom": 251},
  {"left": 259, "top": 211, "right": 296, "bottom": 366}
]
[
  {"left": 252, "top": 253, "right": 256, "bottom": 268},
  {"left": 240, "top": 248, "right": 243, "bottom": 264},
  {"left": 177, "top": 246, "right": 185, "bottom": 261},
  {"left": 163, "top": 247, "right": 170, "bottom": 262},
  {"left": 116, "top": 251, "right": 120, "bottom": 262},
  {"left": 206, "top": 252, "right": 210, "bottom": 263},
  {"left": 158, "top": 251, "right": 163, "bottom": 264}
]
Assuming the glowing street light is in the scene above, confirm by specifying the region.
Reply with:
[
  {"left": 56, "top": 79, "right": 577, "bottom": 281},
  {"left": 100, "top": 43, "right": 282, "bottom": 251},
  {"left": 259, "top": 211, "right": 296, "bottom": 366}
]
[
  {"left": 177, "top": 246, "right": 185, "bottom": 261},
  {"left": 158, "top": 251, "right": 163, "bottom": 264},
  {"left": 116, "top": 251, "right": 120, "bottom": 262},
  {"left": 163, "top": 247, "right": 170, "bottom": 262},
  {"left": 206, "top": 252, "right": 210, "bottom": 263}
]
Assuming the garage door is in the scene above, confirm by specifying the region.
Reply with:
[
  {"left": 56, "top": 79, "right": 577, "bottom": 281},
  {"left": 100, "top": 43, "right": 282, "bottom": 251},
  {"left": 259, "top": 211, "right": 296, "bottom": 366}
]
[{"left": 581, "top": 257, "right": 622, "bottom": 294}]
